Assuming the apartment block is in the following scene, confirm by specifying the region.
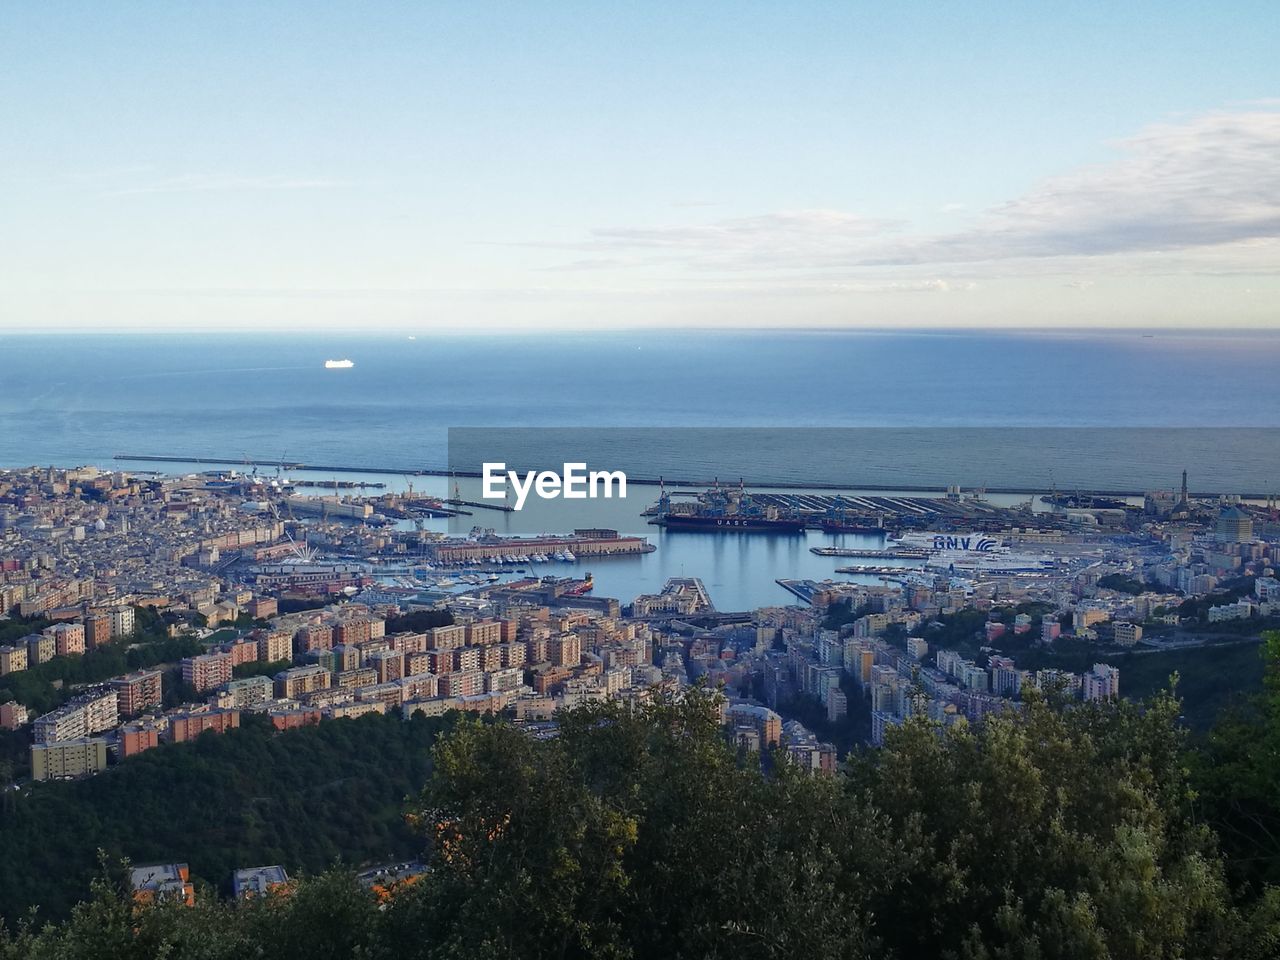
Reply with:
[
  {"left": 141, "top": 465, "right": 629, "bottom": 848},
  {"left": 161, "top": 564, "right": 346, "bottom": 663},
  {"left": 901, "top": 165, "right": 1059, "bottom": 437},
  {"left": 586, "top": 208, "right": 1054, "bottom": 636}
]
[
  {"left": 85, "top": 612, "right": 112, "bottom": 648},
  {"left": 426, "top": 649, "right": 455, "bottom": 675},
  {"left": 1113, "top": 621, "right": 1143, "bottom": 647},
  {"left": 32, "top": 737, "right": 109, "bottom": 780},
  {"left": 548, "top": 635, "right": 582, "bottom": 668},
  {"left": 275, "top": 664, "right": 331, "bottom": 699},
  {"left": 110, "top": 669, "right": 163, "bottom": 716},
  {"left": 0, "top": 645, "right": 27, "bottom": 675},
  {"left": 267, "top": 704, "right": 321, "bottom": 731},
  {"left": 1082, "top": 663, "right": 1121, "bottom": 701},
  {"left": 257, "top": 627, "right": 293, "bottom": 665},
  {"left": 390, "top": 631, "right": 427, "bottom": 655},
  {"left": 398, "top": 674, "right": 438, "bottom": 701},
  {"left": 33, "top": 687, "right": 119, "bottom": 744},
  {"left": 119, "top": 719, "right": 164, "bottom": 758},
  {"left": 184, "top": 649, "right": 233, "bottom": 689},
  {"left": 167, "top": 706, "right": 240, "bottom": 742},
  {"left": 295, "top": 623, "right": 334, "bottom": 654},
  {"left": 332, "top": 644, "right": 362, "bottom": 672},
  {"left": 46, "top": 622, "right": 86, "bottom": 657},
  {"left": 465, "top": 620, "right": 503, "bottom": 647},
  {"left": 225, "top": 675, "right": 274, "bottom": 710},
  {"left": 334, "top": 617, "right": 378, "bottom": 646},
  {"left": 335, "top": 667, "right": 378, "bottom": 690},
  {"left": 0, "top": 700, "right": 30, "bottom": 730},
  {"left": 247, "top": 596, "right": 278, "bottom": 619},
  {"left": 426, "top": 624, "right": 466, "bottom": 651},
  {"left": 108, "top": 605, "right": 135, "bottom": 638},
  {"left": 498, "top": 642, "right": 527, "bottom": 669},
  {"left": 438, "top": 669, "right": 484, "bottom": 698},
  {"left": 224, "top": 637, "right": 260, "bottom": 667},
  {"left": 485, "top": 666, "right": 523, "bottom": 693},
  {"left": 404, "top": 652, "right": 432, "bottom": 677},
  {"left": 26, "top": 633, "right": 55, "bottom": 664},
  {"left": 369, "top": 649, "right": 404, "bottom": 684}
]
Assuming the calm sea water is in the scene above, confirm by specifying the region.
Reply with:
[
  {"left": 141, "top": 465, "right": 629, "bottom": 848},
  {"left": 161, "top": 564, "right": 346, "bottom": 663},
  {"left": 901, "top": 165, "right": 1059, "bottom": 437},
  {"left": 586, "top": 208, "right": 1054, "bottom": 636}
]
[{"left": 3, "top": 329, "right": 1278, "bottom": 608}]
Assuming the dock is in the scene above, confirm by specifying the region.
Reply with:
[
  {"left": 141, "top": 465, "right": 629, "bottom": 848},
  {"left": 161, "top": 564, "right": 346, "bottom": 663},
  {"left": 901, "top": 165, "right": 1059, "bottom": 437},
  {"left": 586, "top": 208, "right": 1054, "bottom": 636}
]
[
  {"left": 834, "top": 564, "right": 923, "bottom": 576},
  {"left": 810, "top": 546, "right": 928, "bottom": 559},
  {"left": 445, "top": 498, "right": 515, "bottom": 513}
]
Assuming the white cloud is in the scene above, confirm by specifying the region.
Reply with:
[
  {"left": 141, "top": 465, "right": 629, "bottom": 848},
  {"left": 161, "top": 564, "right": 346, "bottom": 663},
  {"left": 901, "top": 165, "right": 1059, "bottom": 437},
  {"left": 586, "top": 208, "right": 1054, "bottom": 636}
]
[
  {"left": 874, "top": 109, "right": 1280, "bottom": 265},
  {"left": 545, "top": 108, "right": 1280, "bottom": 281},
  {"left": 830, "top": 279, "right": 979, "bottom": 294}
]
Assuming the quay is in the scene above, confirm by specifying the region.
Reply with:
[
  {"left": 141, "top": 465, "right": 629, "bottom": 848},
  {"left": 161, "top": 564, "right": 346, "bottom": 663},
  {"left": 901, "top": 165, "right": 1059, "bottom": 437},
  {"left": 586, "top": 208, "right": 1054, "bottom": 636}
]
[
  {"left": 446, "top": 498, "right": 515, "bottom": 513},
  {"left": 810, "top": 546, "right": 928, "bottom": 559},
  {"left": 775, "top": 578, "right": 830, "bottom": 604},
  {"left": 834, "top": 564, "right": 923, "bottom": 576}
]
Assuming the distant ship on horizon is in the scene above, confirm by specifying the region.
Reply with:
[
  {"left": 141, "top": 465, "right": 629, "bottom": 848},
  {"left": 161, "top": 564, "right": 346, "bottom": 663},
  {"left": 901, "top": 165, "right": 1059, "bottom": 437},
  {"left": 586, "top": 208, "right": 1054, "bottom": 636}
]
[{"left": 324, "top": 359, "right": 355, "bottom": 369}]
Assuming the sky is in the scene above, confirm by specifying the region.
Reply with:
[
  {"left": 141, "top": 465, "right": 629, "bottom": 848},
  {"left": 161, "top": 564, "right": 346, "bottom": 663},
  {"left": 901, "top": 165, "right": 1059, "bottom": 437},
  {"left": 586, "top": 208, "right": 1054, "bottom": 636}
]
[{"left": 1, "top": 1, "right": 1277, "bottom": 333}]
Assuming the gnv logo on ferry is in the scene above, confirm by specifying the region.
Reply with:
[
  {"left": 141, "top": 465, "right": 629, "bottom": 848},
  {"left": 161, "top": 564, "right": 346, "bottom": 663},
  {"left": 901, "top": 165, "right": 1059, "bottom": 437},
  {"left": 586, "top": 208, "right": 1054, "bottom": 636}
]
[
  {"left": 932, "top": 535, "right": 998, "bottom": 552},
  {"left": 483, "top": 462, "right": 627, "bottom": 511}
]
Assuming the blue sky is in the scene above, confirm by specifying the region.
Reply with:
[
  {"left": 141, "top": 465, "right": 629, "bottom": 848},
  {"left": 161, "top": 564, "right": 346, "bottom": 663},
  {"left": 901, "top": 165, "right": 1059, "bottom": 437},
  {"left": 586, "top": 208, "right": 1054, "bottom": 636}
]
[{"left": 1, "top": 1, "right": 1277, "bottom": 332}]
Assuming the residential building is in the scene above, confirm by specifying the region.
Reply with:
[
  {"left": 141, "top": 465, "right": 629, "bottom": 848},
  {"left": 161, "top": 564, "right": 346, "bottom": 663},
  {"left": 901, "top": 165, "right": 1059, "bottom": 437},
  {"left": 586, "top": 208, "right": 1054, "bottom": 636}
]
[
  {"left": 130, "top": 864, "right": 195, "bottom": 907},
  {"left": 224, "top": 675, "right": 273, "bottom": 710},
  {"left": 1113, "top": 621, "right": 1143, "bottom": 647},
  {"left": 33, "top": 687, "right": 118, "bottom": 744},
  {"left": 167, "top": 706, "right": 240, "bottom": 742},
  {"left": 1082, "top": 663, "right": 1120, "bottom": 701},
  {"left": 275, "top": 664, "right": 331, "bottom": 699},
  {"left": 0, "top": 645, "right": 27, "bottom": 675},
  {"left": 182, "top": 651, "right": 233, "bottom": 692},
  {"left": 32, "top": 737, "right": 110, "bottom": 780},
  {"left": 110, "top": 669, "right": 163, "bottom": 716},
  {"left": 232, "top": 866, "right": 290, "bottom": 899}
]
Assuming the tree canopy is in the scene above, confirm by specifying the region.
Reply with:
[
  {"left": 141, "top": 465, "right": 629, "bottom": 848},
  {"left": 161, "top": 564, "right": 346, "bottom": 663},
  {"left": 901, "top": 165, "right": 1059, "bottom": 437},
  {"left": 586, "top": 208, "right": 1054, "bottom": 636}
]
[{"left": 5, "top": 681, "right": 1280, "bottom": 959}]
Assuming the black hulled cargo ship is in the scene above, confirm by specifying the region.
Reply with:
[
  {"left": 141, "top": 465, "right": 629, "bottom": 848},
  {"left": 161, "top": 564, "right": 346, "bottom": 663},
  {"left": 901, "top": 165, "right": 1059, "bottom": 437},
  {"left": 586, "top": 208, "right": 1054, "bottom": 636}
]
[{"left": 649, "top": 480, "right": 806, "bottom": 534}]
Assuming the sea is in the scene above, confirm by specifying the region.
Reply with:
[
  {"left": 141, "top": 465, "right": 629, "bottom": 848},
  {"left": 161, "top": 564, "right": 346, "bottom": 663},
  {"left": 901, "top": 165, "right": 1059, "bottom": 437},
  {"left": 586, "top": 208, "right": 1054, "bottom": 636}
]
[{"left": 2, "top": 328, "right": 1278, "bottom": 610}]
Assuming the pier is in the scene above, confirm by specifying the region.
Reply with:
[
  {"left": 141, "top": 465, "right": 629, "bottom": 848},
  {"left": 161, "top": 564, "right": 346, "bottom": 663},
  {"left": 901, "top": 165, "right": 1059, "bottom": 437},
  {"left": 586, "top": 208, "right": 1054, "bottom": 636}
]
[
  {"left": 445, "top": 498, "right": 515, "bottom": 513},
  {"left": 834, "top": 564, "right": 923, "bottom": 576},
  {"left": 810, "top": 546, "right": 928, "bottom": 559}
]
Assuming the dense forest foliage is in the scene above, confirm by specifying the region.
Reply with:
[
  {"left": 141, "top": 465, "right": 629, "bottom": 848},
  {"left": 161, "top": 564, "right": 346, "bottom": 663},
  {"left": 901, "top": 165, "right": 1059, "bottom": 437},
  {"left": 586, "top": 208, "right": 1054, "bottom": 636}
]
[
  {"left": 0, "top": 711, "right": 453, "bottom": 922},
  {"left": 5, "top": 643, "right": 1280, "bottom": 959}
]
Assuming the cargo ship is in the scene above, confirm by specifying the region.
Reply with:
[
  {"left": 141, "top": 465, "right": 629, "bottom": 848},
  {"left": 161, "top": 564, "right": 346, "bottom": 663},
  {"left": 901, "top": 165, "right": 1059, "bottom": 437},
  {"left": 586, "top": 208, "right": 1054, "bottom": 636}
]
[
  {"left": 649, "top": 480, "right": 806, "bottom": 533},
  {"left": 815, "top": 505, "right": 888, "bottom": 535},
  {"left": 818, "top": 518, "right": 887, "bottom": 535}
]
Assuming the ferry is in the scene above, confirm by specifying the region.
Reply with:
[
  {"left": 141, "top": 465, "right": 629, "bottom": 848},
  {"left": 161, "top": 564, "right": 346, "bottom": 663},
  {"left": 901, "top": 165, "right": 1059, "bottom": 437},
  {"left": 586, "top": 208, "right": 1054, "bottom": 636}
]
[
  {"left": 890, "top": 532, "right": 1006, "bottom": 553},
  {"left": 324, "top": 359, "right": 355, "bottom": 369},
  {"left": 890, "top": 531, "right": 1057, "bottom": 573}
]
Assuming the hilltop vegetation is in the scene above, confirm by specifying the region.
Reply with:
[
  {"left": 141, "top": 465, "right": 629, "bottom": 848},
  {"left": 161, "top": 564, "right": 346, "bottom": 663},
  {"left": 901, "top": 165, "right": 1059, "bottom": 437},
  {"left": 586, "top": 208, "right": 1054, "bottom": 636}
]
[
  {"left": 5, "top": 657, "right": 1280, "bottom": 959},
  {"left": 0, "top": 711, "right": 452, "bottom": 923}
]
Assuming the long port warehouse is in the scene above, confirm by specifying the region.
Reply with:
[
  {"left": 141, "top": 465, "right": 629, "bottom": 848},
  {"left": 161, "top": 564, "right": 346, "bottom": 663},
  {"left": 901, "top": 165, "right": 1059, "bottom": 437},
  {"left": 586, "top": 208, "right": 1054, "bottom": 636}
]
[{"left": 112, "top": 455, "right": 1264, "bottom": 498}]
